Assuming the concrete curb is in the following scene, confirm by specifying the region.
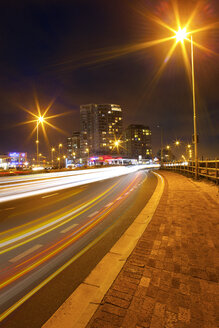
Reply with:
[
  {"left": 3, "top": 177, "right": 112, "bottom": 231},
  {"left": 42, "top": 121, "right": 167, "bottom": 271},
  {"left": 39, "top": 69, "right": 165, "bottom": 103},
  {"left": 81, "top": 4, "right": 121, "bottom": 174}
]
[{"left": 43, "top": 171, "right": 164, "bottom": 328}]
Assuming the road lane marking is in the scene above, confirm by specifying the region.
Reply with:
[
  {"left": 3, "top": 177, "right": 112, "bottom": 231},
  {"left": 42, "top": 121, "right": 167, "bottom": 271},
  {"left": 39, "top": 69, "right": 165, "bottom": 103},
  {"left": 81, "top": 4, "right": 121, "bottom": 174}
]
[
  {"left": 9, "top": 244, "right": 42, "bottom": 263},
  {"left": 1, "top": 207, "right": 15, "bottom": 211},
  {"left": 0, "top": 181, "right": 119, "bottom": 255},
  {"left": 105, "top": 202, "right": 113, "bottom": 207},
  {"left": 41, "top": 193, "right": 59, "bottom": 199},
  {"left": 60, "top": 223, "right": 78, "bottom": 234},
  {"left": 0, "top": 174, "right": 141, "bottom": 321},
  {"left": 88, "top": 211, "right": 99, "bottom": 218},
  {"left": 0, "top": 171, "right": 161, "bottom": 323}
]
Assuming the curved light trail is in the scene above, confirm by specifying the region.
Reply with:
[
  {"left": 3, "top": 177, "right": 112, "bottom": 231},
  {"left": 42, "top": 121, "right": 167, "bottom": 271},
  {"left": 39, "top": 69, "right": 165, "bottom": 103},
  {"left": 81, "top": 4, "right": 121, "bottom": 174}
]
[
  {"left": 0, "top": 167, "right": 157, "bottom": 324},
  {"left": 0, "top": 165, "right": 159, "bottom": 203}
]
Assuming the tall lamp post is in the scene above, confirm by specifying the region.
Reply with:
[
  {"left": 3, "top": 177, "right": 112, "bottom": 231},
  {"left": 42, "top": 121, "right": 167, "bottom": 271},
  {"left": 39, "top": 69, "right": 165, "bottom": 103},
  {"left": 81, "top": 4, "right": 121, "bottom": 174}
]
[
  {"left": 191, "top": 36, "right": 198, "bottom": 179},
  {"left": 173, "top": 29, "right": 199, "bottom": 178},
  {"left": 114, "top": 140, "right": 121, "bottom": 154},
  {"left": 157, "top": 125, "right": 163, "bottom": 165},
  {"left": 58, "top": 143, "right": 62, "bottom": 169},
  {"left": 86, "top": 148, "right": 89, "bottom": 165},
  {"left": 36, "top": 116, "right": 44, "bottom": 166},
  {"left": 51, "top": 147, "right": 55, "bottom": 166}
]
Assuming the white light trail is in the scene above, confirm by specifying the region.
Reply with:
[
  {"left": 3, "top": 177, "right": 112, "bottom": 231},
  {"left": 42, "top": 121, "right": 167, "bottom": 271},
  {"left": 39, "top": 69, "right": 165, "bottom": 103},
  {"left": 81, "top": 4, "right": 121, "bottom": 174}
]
[{"left": 0, "top": 165, "right": 159, "bottom": 203}]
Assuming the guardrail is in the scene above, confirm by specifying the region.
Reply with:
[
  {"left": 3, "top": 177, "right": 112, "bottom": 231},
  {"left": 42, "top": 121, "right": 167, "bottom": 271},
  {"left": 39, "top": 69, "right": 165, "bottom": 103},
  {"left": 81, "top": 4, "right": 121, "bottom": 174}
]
[{"left": 162, "top": 159, "right": 219, "bottom": 183}]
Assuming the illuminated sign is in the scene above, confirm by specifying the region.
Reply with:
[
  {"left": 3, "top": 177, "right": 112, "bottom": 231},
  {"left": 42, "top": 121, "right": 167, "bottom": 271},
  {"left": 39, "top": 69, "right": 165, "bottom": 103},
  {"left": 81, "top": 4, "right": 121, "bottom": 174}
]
[
  {"left": 9, "top": 152, "right": 20, "bottom": 157},
  {"left": 9, "top": 152, "right": 26, "bottom": 157}
]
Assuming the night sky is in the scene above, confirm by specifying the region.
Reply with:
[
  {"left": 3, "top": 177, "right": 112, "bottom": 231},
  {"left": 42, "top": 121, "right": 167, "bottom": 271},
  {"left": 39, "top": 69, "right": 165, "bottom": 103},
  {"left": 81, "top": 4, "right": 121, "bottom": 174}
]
[{"left": 0, "top": 0, "right": 218, "bottom": 158}]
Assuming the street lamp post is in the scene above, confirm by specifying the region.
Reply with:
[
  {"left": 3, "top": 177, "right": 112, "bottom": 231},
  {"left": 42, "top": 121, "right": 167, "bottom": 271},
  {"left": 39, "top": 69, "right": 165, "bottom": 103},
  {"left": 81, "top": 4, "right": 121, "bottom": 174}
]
[
  {"left": 86, "top": 148, "right": 89, "bottom": 165},
  {"left": 36, "top": 122, "right": 39, "bottom": 165},
  {"left": 161, "top": 127, "right": 163, "bottom": 165},
  {"left": 114, "top": 140, "right": 121, "bottom": 154},
  {"left": 174, "top": 29, "right": 199, "bottom": 177},
  {"left": 191, "top": 36, "right": 198, "bottom": 179},
  {"left": 36, "top": 116, "right": 44, "bottom": 166},
  {"left": 58, "top": 144, "right": 62, "bottom": 169},
  {"left": 63, "top": 155, "right": 66, "bottom": 168},
  {"left": 157, "top": 125, "right": 163, "bottom": 165},
  {"left": 51, "top": 147, "right": 55, "bottom": 166}
]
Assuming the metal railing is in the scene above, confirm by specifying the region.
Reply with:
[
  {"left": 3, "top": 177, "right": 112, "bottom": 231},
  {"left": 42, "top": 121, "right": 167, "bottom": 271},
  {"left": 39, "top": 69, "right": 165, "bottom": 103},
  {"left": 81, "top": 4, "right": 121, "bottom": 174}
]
[{"left": 162, "top": 159, "right": 219, "bottom": 183}]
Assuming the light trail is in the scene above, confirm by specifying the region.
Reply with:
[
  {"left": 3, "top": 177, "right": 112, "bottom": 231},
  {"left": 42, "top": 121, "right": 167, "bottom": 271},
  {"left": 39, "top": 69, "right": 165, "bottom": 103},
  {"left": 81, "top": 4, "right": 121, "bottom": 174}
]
[
  {"left": 0, "top": 173, "right": 142, "bottom": 291},
  {"left": 0, "top": 169, "right": 151, "bottom": 323},
  {"left": 0, "top": 165, "right": 159, "bottom": 203},
  {"left": 0, "top": 180, "right": 120, "bottom": 254}
]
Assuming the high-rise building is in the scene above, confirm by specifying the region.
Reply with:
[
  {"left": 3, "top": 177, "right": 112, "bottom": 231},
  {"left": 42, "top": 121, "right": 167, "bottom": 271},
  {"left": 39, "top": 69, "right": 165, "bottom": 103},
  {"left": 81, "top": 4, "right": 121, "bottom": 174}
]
[
  {"left": 125, "top": 124, "right": 152, "bottom": 159},
  {"left": 80, "top": 104, "right": 123, "bottom": 157},
  {"left": 67, "top": 132, "right": 80, "bottom": 159}
]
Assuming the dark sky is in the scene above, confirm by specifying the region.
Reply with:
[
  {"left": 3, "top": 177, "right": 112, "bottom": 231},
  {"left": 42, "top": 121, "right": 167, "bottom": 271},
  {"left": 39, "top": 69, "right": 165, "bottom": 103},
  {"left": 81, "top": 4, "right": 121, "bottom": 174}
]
[{"left": 0, "top": 0, "right": 218, "bottom": 158}]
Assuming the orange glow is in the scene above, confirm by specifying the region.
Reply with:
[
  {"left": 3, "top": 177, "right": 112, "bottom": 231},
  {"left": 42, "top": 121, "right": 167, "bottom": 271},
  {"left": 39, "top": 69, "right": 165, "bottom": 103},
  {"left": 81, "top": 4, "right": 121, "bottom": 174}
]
[
  {"left": 52, "top": 1, "right": 218, "bottom": 90},
  {"left": 16, "top": 94, "right": 70, "bottom": 148},
  {"left": 175, "top": 27, "right": 187, "bottom": 43}
]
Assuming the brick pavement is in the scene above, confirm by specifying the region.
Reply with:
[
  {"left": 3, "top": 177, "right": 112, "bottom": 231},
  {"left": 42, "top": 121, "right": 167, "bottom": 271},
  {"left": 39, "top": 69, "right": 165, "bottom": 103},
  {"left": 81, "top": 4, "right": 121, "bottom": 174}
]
[{"left": 86, "top": 171, "right": 219, "bottom": 328}]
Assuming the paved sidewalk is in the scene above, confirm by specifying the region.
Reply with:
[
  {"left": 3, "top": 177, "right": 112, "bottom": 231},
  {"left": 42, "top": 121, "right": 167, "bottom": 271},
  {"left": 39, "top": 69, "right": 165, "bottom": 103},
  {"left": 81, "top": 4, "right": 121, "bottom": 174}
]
[{"left": 86, "top": 171, "right": 219, "bottom": 328}]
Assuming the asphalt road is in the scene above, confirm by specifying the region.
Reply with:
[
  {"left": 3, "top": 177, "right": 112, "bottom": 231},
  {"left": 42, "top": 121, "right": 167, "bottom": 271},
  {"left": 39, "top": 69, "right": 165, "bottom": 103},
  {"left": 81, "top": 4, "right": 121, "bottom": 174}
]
[{"left": 0, "top": 169, "right": 158, "bottom": 328}]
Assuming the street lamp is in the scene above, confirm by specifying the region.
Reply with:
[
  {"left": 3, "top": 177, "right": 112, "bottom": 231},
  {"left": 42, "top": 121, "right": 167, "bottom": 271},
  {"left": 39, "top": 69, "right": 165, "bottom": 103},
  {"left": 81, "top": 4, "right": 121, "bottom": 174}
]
[
  {"left": 114, "top": 140, "right": 121, "bottom": 154},
  {"left": 168, "top": 140, "right": 193, "bottom": 161},
  {"left": 36, "top": 116, "right": 45, "bottom": 165},
  {"left": 157, "top": 125, "right": 163, "bottom": 164},
  {"left": 191, "top": 35, "right": 198, "bottom": 179},
  {"left": 86, "top": 148, "right": 89, "bottom": 165},
  {"left": 51, "top": 147, "right": 55, "bottom": 166},
  {"left": 174, "top": 28, "right": 198, "bottom": 178},
  {"left": 58, "top": 144, "right": 62, "bottom": 169},
  {"left": 63, "top": 155, "right": 66, "bottom": 168}
]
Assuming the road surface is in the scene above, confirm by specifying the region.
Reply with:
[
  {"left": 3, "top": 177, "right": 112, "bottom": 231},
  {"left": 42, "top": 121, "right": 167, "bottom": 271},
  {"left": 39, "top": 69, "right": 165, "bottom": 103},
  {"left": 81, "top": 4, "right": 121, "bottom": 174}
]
[{"left": 0, "top": 167, "right": 158, "bottom": 327}]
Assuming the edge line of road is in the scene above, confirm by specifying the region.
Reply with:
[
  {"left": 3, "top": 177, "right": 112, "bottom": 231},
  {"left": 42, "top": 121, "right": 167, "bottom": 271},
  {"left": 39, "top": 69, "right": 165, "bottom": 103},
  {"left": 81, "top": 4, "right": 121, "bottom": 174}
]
[{"left": 42, "top": 171, "right": 164, "bottom": 328}]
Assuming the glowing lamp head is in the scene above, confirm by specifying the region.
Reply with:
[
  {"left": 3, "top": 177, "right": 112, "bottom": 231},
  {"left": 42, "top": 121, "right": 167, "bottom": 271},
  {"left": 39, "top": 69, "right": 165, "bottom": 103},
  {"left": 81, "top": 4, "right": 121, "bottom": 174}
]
[
  {"left": 175, "top": 141, "right": 180, "bottom": 146},
  {"left": 38, "top": 116, "right": 44, "bottom": 123},
  {"left": 175, "top": 27, "right": 187, "bottom": 43}
]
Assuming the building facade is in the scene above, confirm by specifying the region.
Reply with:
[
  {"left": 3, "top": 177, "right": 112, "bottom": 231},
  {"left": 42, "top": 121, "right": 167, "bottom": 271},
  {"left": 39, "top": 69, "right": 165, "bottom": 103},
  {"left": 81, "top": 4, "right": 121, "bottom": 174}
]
[
  {"left": 80, "top": 104, "right": 123, "bottom": 157},
  {"left": 125, "top": 124, "right": 152, "bottom": 159},
  {"left": 67, "top": 132, "right": 80, "bottom": 160}
]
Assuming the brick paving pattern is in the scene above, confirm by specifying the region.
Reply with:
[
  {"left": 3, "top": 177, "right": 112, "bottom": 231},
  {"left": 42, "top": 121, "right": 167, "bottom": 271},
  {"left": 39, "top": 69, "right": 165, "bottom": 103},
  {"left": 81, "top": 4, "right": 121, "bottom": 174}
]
[{"left": 86, "top": 171, "right": 219, "bottom": 328}]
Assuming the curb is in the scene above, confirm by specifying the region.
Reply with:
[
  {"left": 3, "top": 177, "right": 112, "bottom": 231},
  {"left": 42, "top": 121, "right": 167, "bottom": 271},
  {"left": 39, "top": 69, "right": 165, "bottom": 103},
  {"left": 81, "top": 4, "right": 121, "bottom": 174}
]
[{"left": 43, "top": 171, "right": 165, "bottom": 328}]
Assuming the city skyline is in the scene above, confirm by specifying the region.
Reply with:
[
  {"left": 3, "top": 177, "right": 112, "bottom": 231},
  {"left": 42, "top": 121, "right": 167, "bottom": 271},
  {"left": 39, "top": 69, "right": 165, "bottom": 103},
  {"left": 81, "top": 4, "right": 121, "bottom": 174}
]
[{"left": 0, "top": 0, "right": 218, "bottom": 157}]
